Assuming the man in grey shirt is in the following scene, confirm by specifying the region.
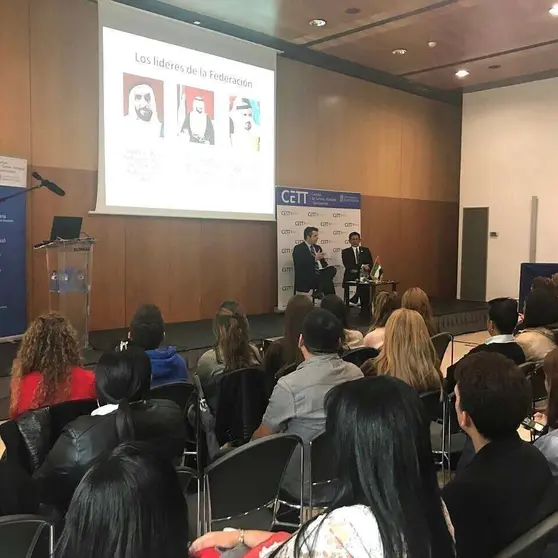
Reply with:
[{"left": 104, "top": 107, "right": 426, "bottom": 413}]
[{"left": 252, "top": 307, "right": 363, "bottom": 497}]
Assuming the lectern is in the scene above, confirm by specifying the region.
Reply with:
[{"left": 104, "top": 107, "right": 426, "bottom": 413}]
[{"left": 35, "top": 238, "right": 96, "bottom": 348}]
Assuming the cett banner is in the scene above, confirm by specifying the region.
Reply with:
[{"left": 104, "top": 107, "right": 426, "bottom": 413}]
[{"left": 276, "top": 187, "right": 361, "bottom": 310}]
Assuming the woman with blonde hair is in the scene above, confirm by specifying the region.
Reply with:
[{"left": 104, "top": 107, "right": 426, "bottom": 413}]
[
  {"left": 10, "top": 313, "right": 95, "bottom": 418},
  {"left": 363, "top": 291, "right": 400, "bottom": 350},
  {"left": 362, "top": 309, "right": 442, "bottom": 393},
  {"left": 402, "top": 287, "right": 437, "bottom": 337}
]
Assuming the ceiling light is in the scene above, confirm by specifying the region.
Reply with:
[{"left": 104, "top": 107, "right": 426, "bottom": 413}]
[
  {"left": 488, "top": 64, "right": 501, "bottom": 70},
  {"left": 345, "top": 8, "right": 361, "bottom": 15},
  {"left": 549, "top": 4, "right": 558, "bottom": 16},
  {"left": 193, "top": 20, "right": 201, "bottom": 25},
  {"left": 428, "top": 41, "right": 437, "bottom": 48},
  {"left": 309, "top": 19, "right": 327, "bottom": 27},
  {"left": 392, "top": 48, "right": 407, "bottom": 55},
  {"left": 455, "top": 69, "right": 470, "bottom": 79}
]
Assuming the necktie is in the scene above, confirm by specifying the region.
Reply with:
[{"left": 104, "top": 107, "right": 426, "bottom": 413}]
[{"left": 311, "top": 245, "right": 319, "bottom": 270}]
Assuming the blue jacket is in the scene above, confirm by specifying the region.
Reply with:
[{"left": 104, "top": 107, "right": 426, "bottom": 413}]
[{"left": 146, "top": 346, "right": 188, "bottom": 388}]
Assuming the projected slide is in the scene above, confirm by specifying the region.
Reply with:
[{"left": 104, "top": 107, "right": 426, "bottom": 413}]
[{"left": 100, "top": 27, "right": 275, "bottom": 219}]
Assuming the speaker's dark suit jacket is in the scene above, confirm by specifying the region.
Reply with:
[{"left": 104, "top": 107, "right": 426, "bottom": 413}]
[
  {"left": 341, "top": 246, "right": 373, "bottom": 282},
  {"left": 292, "top": 242, "right": 328, "bottom": 293}
]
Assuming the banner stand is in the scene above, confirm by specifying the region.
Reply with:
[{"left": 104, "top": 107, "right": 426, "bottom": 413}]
[
  {"left": 0, "top": 156, "right": 28, "bottom": 343},
  {"left": 275, "top": 187, "right": 361, "bottom": 311}
]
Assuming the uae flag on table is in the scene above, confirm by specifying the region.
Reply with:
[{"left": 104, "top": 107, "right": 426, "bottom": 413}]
[{"left": 371, "top": 256, "right": 383, "bottom": 280}]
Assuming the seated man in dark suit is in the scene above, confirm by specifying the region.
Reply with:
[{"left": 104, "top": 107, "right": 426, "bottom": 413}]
[
  {"left": 446, "top": 297, "right": 525, "bottom": 392},
  {"left": 292, "top": 226, "right": 336, "bottom": 298},
  {"left": 442, "top": 352, "right": 557, "bottom": 558},
  {"left": 341, "top": 231, "right": 373, "bottom": 315}
]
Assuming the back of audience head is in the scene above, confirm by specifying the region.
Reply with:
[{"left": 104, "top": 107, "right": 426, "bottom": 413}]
[
  {"left": 372, "top": 308, "right": 441, "bottom": 392},
  {"left": 300, "top": 308, "right": 343, "bottom": 356},
  {"left": 11, "top": 312, "right": 82, "bottom": 414},
  {"left": 371, "top": 291, "right": 400, "bottom": 329},
  {"left": 129, "top": 304, "right": 165, "bottom": 350},
  {"left": 401, "top": 287, "right": 435, "bottom": 332},
  {"left": 283, "top": 295, "right": 314, "bottom": 364},
  {"left": 454, "top": 352, "right": 531, "bottom": 443},
  {"left": 487, "top": 297, "right": 519, "bottom": 336},
  {"left": 531, "top": 276, "right": 555, "bottom": 295},
  {"left": 522, "top": 289, "right": 558, "bottom": 329},
  {"left": 213, "top": 300, "right": 254, "bottom": 369},
  {"left": 56, "top": 442, "right": 188, "bottom": 558},
  {"left": 321, "top": 294, "right": 349, "bottom": 329},
  {"left": 314, "top": 376, "right": 454, "bottom": 558},
  {"left": 95, "top": 349, "right": 152, "bottom": 439},
  {"left": 544, "top": 348, "right": 558, "bottom": 430}
]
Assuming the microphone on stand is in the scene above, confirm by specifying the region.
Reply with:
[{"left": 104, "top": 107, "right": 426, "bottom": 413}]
[{"left": 32, "top": 172, "right": 66, "bottom": 196}]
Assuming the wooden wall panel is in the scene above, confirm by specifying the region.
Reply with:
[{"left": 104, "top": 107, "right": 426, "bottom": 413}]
[
  {"left": 29, "top": 0, "right": 98, "bottom": 171},
  {"left": 0, "top": 0, "right": 31, "bottom": 159}
]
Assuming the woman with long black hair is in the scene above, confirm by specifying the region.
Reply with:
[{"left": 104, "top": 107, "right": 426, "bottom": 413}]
[
  {"left": 34, "top": 348, "right": 186, "bottom": 512},
  {"left": 190, "top": 376, "right": 455, "bottom": 558}
]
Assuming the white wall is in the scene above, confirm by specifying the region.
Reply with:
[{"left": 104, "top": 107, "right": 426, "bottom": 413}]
[{"left": 458, "top": 78, "right": 558, "bottom": 301}]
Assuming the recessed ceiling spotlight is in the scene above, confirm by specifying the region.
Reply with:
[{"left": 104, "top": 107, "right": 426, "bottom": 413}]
[
  {"left": 345, "top": 7, "right": 361, "bottom": 14},
  {"left": 193, "top": 20, "right": 201, "bottom": 25},
  {"left": 309, "top": 19, "right": 327, "bottom": 27},
  {"left": 549, "top": 4, "right": 558, "bottom": 16},
  {"left": 455, "top": 69, "right": 470, "bottom": 78},
  {"left": 392, "top": 48, "right": 408, "bottom": 55},
  {"left": 428, "top": 41, "right": 437, "bottom": 48}
]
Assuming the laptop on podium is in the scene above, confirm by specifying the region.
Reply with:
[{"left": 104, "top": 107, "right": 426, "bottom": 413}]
[{"left": 34, "top": 216, "right": 83, "bottom": 248}]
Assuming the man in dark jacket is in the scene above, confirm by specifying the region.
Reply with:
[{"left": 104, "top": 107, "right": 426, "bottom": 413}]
[
  {"left": 443, "top": 353, "right": 557, "bottom": 558},
  {"left": 341, "top": 231, "right": 373, "bottom": 314},
  {"left": 33, "top": 350, "right": 186, "bottom": 512},
  {"left": 292, "top": 227, "right": 336, "bottom": 297}
]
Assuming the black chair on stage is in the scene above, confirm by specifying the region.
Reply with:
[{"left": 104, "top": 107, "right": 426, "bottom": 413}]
[
  {"left": 495, "top": 510, "right": 558, "bottom": 558},
  {"left": 431, "top": 332, "right": 453, "bottom": 365},
  {"left": 147, "top": 382, "right": 194, "bottom": 412},
  {"left": 342, "top": 347, "right": 379, "bottom": 368},
  {"left": 199, "top": 434, "right": 302, "bottom": 533},
  {"left": 0, "top": 514, "right": 55, "bottom": 558}
]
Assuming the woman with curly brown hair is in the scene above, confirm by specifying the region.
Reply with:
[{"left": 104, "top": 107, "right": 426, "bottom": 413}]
[{"left": 10, "top": 313, "right": 95, "bottom": 418}]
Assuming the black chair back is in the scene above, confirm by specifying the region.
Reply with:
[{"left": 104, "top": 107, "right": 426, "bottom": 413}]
[
  {"left": 519, "top": 362, "right": 537, "bottom": 378},
  {"left": 205, "top": 434, "right": 301, "bottom": 528},
  {"left": 276, "top": 362, "right": 298, "bottom": 380},
  {"left": 420, "top": 390, "right": 443, "bottom": 423},
  {"left": 0, "top": 514, "right": 54, "bottom": 558},
  {"left": 431, "top": 332, "right": 453, "bottom": 363},
  {"left": 214, "top": 367, "right": 274, "bottom": 446},
  {"left": 530, "top": 364, "right": 548, "bottom": 405},
  {"left": 495, "top": 510, "right": 558, "bottom": 558},
  {"left": 342, "top": 347, "right": 379, "bottom": 368},
  {"left": 147, "top": 382, "right": 195, "bottom": 412}
]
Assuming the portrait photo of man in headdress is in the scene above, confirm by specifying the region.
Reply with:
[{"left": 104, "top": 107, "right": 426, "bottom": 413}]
[
  {"left": 229, "top": 97, "right": 261, "bottom": 152},
  {"left": 122, "top": 74, "right": 164, "bottom": 139},
  {"left": 177, "top": 86, "right": 215, "bottom": 145}
]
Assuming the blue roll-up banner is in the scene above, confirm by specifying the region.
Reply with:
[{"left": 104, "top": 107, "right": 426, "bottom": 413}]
[{"left": 0, "top": 156, "right": 28, "bottom": 341}]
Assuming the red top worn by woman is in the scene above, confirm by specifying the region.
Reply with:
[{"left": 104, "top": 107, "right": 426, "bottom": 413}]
[{"left": 11, "top": 366, "right": 96, "bottom": 419}]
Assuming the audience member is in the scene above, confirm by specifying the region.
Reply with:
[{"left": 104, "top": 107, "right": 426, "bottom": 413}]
[
  {"left": 191, "top": 376, "right": 455, "bottom": 557},
  {"left": 321, "top": 294, "right": 364, "bottom": 349},
  {"left": 263, "top": 294, "right": 314, "bottom": 379},
  {"left": 532, "top": 276, "right": 555, "bottom": 295},
  {"left": 362, "top": 308, "right": 442, "bottom": 393},
  {"left": 34, "top": 349, "right": 186, "bottom": 512},
  {"left": 401, "top": 287, "right": 437, "bottom": 336},
  {"left": 10, "top": 313, "right": 95, "bottom": 418},
  {"left": 128, "top": 304, "right": 188, "bottom": 387},
  {"left": 515, "top": 290, "right": 558, "bottom": 361},
  {"left": 534, "top": 348, "right": 558, "bottom": 476},
  {"left": 446, "top": 297, "right": 525, "bottom": 392},
  {"left": 252, "top": 308, "right": 362, "bottom": 497},
  {"left": 363, "top": 291, "right": 399, "bottom": 349},
  {"left": 0, "top": 461, "right": 38, "bottom": 517},
  {"left": 552, "top": 272, "right": 558, "bottom": 294},
  {"left": 56, "top": 442, "right": 188, "bottom": 558},
  {"left": 196, "top": 301, "right": 261, "bottom": 385},
  {"left": 442, "top": 352, "right": 557, "bottom": 558}
]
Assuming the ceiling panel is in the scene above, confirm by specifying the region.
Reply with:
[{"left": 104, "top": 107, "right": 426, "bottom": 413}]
[
  {"left": 159, "top": 0, "right": 442, "bottom": 43},
  {"left": 312, "top": 0, "right": 558, "bottom": 76},
  {"left": 405, "top": 42, "right": 558, "bottom": 90}
]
